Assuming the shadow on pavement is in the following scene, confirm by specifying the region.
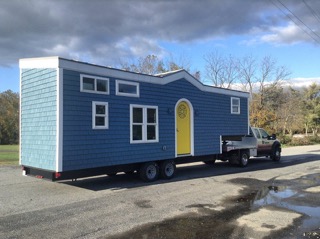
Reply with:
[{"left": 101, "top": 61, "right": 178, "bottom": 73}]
[{"left": 61, "top": 153, "right": 319, "bottom": 191}]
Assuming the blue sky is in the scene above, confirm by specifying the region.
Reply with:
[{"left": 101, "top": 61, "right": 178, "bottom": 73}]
[{"left": 1, "top": 0, "right": 320, "bottom": 92}]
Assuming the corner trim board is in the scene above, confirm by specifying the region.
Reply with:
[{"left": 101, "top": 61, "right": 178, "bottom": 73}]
[{"left": 56, "top": 68, "right": 63, "bottom": 172}]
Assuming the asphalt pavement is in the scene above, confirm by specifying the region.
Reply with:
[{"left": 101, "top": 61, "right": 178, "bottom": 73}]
[{"left": 0, "top": 145, "right": 319, "bottom": 239}]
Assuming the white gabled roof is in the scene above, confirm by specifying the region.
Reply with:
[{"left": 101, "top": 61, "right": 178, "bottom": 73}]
[{"left": 19, "top": 56, "right": 250, "bottom": 98}]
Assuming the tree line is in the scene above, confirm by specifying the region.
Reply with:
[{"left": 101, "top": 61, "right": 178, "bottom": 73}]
[
  {"left": 0, "top": 90, "right": 19, "bottom": 144},
  {"left": 1, "top": 53, "right": 319, "bottom": 145}
]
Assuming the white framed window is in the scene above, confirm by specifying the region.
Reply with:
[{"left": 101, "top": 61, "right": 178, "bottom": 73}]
[
  {"left": 81, "top": 74, "right": 109, "bottom": 94},
  {"left": 231, "top": 97, "right": 240, "bottom": 114},
  {"left": 92, "top": 101, "right": 109, "bottom": 129},
  {"left": 130, "top": 104, "right": 158, "bottom": 143},
  {"left": 116, "top": 80, "right": 139, "bottom": 97}
]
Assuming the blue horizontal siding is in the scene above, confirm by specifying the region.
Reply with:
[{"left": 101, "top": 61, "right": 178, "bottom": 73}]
[
  {"left": 20, "top": 68, "right": 57, "bottom": 171},
  {"left": 62, "top": 69, "right": 248, "bottom": 171}
]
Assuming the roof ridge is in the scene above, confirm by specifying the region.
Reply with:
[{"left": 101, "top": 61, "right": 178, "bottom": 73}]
[{"left": 154, "top": 69, "right": 184, "bottom": 77}]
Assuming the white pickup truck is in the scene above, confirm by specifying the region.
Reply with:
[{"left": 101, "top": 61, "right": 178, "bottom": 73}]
[{"left": 219, "top": 127, "right": 282, "bottom": 167}]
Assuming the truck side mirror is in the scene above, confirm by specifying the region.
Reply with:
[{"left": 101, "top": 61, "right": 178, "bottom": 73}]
[{"left": 267, "top": 134, "right": 276, "bottom": 140}]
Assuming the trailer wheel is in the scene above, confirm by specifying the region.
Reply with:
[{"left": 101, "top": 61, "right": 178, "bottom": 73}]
[
  {"left": 239, "top": 151, "right": 249, "bottom": 167},
  {"left": 271, "top": 146, "right": 281, "bottom": 161},
  {"left": 203, "top": 159, "right": 216, "bottom": 165},
  {"left": 160, "top": 160, "right": 176, "bottom": 179},
  {"left": 139, "top": 162, "right": 159, "bottom": 182}
]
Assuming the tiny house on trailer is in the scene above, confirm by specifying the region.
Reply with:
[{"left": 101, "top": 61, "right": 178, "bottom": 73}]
[{"left": 19, "top": 56, "right": 250, "bottom": 181}]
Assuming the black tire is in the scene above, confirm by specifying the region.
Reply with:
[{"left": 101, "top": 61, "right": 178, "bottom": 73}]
[
  {"left": 124, "top": 171, "right": 135, "bottom": 175},
  {"left": 239, "top": 151, "right": 249, "bottom": 167},
  {"left": 160, "top": 160, "right": 176, "bottom": 179},
  {"left": 139, "top": 162, "right": 159, "bottom": 182},
  {"left": 203, "top": 159, "right": 216, "bottom": 165},
  {"left": 271, "top": 146, "right": 281, "bottom": 161}
]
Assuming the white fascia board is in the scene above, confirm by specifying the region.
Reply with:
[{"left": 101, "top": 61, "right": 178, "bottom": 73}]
[
  {"left": 59, "top": 58, "right": 160, "bottom": 83},
  {"left": 19, "top": 56, "right": 60, "bottom": 68}
]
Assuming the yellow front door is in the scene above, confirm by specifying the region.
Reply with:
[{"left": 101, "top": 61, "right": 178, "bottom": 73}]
[{"left": 176, "top": 101, "right": 191, "bottom": 155}]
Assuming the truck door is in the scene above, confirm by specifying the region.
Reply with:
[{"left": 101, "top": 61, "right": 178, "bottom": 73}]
[
  {"left": 252, "top": 128, "right": 263, "bottom": 155},
  {"left": 258, "top": 128, "right": 273, "bottom": 155}
]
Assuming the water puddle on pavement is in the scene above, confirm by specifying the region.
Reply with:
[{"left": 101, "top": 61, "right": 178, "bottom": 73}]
[
  {"left": 107, "top": 173, "right": 320, "bottom": 239},
  {"left": 250, "top": 184, "right": 320, "bottom": 238}
]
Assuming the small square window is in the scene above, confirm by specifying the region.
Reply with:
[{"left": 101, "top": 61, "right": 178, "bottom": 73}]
[
  {"left": 116, "top": 80, "right": 139, "bottom": 97},
  {"left": 95, "top": 116, "right": 106, "bottom": 126},
  {"left": 231, "top": 97, "right": 240, "bottom": 114},
  {"left": 92, "top": 101, "right": 108, "bottom": 129},
  {"left": 97, "top": 79, "right": 108, "bottom": 92},
  {"left": 96, "top": 105, "right": 105, "bottom": 115},
  {"left": 83, "top": 77, "right": 95, "bottom": 91}
]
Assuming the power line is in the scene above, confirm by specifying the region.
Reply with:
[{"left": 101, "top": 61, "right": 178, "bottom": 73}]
[
  {"left": 302, "top": 0, "right": 320, "bottom": 24},
  {"left": 270, "top": 0, "right": 320, "bottom": 44},
  {"left": 277, "top": 0, "right": 320, "bottom": 43}
]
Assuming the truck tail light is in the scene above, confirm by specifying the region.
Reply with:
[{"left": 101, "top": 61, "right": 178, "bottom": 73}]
[{"left": 55, "top": 172, "right": 62, "bottom": 179}]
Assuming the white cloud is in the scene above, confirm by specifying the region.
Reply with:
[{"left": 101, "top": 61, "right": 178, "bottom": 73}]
[
  {"left": 0, "top": 0, "right": 319, "bottom": 67},
  {"left": 261, "top": 23, "right": 310, "bottom": 45},
  {"left": 0, "top": 0, "right": 274, "bottom": 66},
  {"left": 284, "top": 77, "right": 320, "bottom": 88}
]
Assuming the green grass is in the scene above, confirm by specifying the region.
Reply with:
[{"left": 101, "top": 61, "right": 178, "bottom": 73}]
[{"left": 0, "top": 145, "right": 19, "bottom": 165}]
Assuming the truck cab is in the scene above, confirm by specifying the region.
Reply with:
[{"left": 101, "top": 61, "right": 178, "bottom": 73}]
[{"left": 250, "top": 127, "right": 280, "bottom": 159}]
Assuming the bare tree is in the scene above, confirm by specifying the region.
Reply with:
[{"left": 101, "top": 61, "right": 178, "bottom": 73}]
[
  {"left": 256, "top": 56, "right": 291, "bottom": 106},
  {"left": 238, "top": 54, "right": 257, "bottom": 96},
  {"left": 119, "top": 55, "right": 165, "bottom": 75},
  {"left": 165, "top": 53, "right": 191, "bottom": 73},
  {"left": 204, "top": 51, "right": 239, "bottom": 88},
  {"left": 204, "top": 50, "right": 225, "bottom": 87},
  {"left": 118, "top": 54, "right": 191, "bottom": 75},
  {"left": 222, "top": 55, "right": 239, "bottom": 89}
]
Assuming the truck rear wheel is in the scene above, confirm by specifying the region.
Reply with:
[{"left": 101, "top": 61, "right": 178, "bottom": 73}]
[
  {"left": 139, "top": 162, "right": 159, "bottom": 182},
  {"left": 239, "top": 151, "right": 249, "bottom": 167},
  {"left": 160, "top": 160, "right": 176, "bottom": 179}
]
